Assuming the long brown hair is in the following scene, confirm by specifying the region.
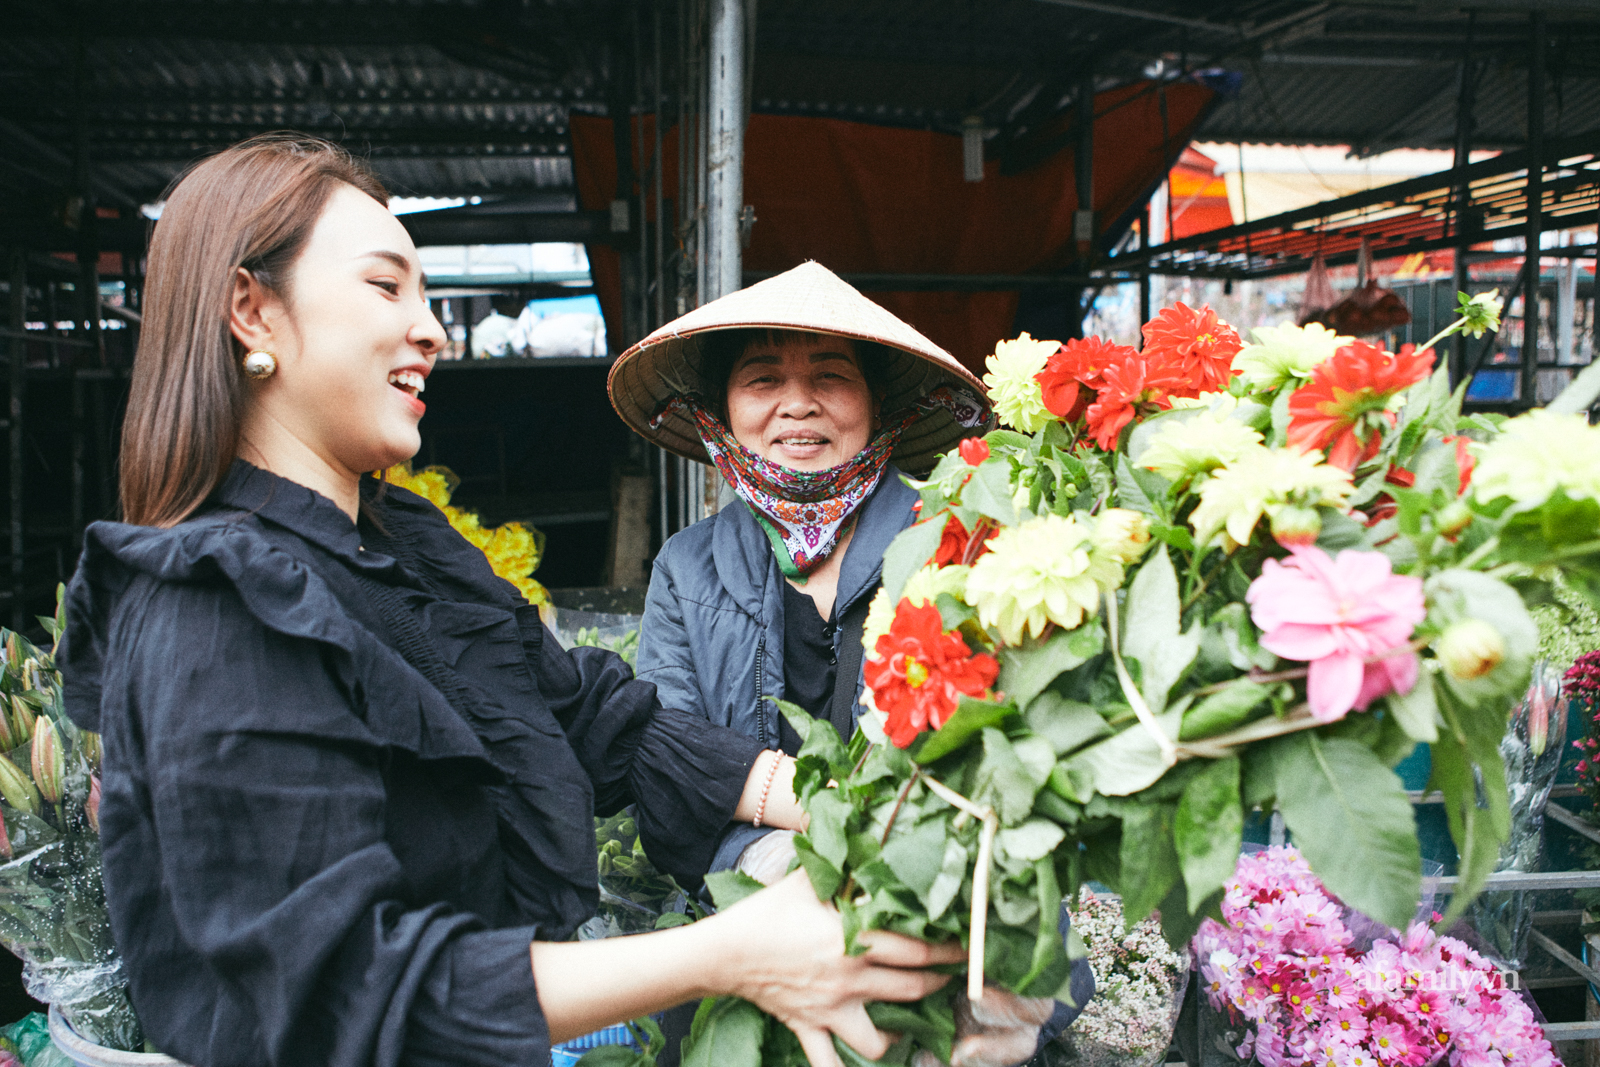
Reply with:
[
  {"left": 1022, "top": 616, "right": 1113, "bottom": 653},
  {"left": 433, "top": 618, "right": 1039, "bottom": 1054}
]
[{"left": 119, "top": 134, "right": 388, "bottom": 527}]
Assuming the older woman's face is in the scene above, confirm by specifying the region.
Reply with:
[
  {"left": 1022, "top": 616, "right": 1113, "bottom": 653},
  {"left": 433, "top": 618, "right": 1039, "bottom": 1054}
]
[{"left": 725, "top": 333, "right": 877, "bottom": 471}]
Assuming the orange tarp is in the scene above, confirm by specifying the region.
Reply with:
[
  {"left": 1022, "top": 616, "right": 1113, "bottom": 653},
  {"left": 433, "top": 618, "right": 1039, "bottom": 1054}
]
[{"left": 572, "top": 80, "right": 1216, "bottom": 370}]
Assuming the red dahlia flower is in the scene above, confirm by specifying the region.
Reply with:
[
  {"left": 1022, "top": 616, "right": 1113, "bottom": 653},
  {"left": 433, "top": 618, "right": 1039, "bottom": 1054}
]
[
  {"left": 1084, "top": 352, "right": 1184, "bottom": 451},
  {"left": 933, "top": 515, "right": 997, "bottom": 566},
  {"left": 1286, "top": 341, "right": 1435, "bottom": 470},
  {"left": 1035, "top": 336, "right": 1134, "bottom": 420},
  {"left": 865, "top": 600, "right": 999, "bottom": 748},
  {"left": 1140, "top": 302, "right": 1243, "bottom": 394}
]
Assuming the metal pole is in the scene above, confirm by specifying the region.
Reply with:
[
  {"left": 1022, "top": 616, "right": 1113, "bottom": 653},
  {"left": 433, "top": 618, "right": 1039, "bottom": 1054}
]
[
  {"left": 1450, "top": 14, "right": 1476, "bottom": 387},
  {"left": 1139, "top": 204, "right": 1152, "bottom": 329},
  {"left": 8, "top": 253, "right": 24, "bottom": 630},
  {"left": 653, "top": 0, "right": 666, "bottom": 331},
  {"left": 704, "top": 0, "right": 745, "bottom": 301},
  {"left": 1071, "top": 67, "right": 1095, "bottom": 339},
  {"left": 1522, "top": 11, "right": 1545, "bottom": 408}
]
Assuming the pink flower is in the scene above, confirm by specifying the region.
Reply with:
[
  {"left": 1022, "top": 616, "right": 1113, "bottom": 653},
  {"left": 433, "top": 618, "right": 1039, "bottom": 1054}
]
[{"left": 1246, "top": 546, "right": 1426, "bottom": 722}]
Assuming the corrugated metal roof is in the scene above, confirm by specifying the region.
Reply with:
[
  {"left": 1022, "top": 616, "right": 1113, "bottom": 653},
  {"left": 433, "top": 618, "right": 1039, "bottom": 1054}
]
[{"left": 0, "top": 0, "right": 1596, "bottom": 208}]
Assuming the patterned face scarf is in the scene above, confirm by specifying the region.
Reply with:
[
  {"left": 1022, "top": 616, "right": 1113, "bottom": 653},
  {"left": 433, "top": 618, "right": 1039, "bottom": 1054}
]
[{"left": 651, "top": 386, "right": 988, "bottom": 578}]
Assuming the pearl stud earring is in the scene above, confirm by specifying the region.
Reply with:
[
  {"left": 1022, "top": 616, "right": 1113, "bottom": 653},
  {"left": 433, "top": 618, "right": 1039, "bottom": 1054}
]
[{"left": 242, "top": 350, "right": 278, "bottom": 380}]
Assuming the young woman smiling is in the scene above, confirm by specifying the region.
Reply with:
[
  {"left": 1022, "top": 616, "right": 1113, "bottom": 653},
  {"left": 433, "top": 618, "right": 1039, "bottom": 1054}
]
[{"left": 59, "top": 136, "right": 961, "bottom": 1067}]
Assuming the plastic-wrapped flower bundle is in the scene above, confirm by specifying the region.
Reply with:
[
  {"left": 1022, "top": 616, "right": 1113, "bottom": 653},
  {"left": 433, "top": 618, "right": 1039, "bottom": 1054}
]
[
  {"left": 0, "top": 599, "right": 139, "bottom": 1051},
  {"left": 1193, "top": 847, "right": 1555, "bottom": 1067},
  {"left": 1051, "top": 889, "right": 1187, "bottom": 1067}
]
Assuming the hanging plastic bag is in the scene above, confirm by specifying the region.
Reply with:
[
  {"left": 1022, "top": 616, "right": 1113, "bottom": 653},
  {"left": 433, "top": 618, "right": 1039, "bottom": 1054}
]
[
  {"left": 1322, "top": 240, "right": 1412, "bottom": 337},
  {"left": 1296, "top": 253, "right": 1338, "bottom": 326}
]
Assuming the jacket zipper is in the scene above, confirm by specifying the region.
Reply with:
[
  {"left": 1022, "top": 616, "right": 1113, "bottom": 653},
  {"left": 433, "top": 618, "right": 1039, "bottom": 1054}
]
[{"left": 754, "top": 635, "right": 767, "bottom": 747}]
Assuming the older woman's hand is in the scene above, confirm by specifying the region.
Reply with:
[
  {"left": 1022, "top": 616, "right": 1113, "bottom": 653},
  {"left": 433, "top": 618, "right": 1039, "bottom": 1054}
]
[
  {"left": 705, "top": 868, "right": 964, "bottom": 1067},
  {"left": 909, "top": 986, "right": 1057, "bottom": 1067}
]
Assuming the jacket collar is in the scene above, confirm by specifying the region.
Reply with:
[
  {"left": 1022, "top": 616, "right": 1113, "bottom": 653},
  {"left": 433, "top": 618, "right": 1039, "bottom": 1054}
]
[
  {"left": 710, "top": 467, "right": 917, "bottom": 618},
  {"left": 212, "top": 461, "right": 397, "bottom": 574}
]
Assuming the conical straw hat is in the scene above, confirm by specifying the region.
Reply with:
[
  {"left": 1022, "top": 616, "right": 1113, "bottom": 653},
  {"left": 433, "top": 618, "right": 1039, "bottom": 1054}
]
[{"left": 607, "top": 262, "right": 992, "bottom": 473}]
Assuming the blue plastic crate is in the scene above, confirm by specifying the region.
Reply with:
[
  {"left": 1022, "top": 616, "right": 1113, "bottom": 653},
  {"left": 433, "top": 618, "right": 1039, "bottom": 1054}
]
[{"left": 552, "top": 1023, "right": 642, "bottom": 1066}]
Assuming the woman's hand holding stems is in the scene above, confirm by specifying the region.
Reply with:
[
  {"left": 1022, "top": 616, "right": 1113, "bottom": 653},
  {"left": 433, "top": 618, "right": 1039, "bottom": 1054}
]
[{"left": 531, "top": 751, "right": 961, "bottom": 1067}]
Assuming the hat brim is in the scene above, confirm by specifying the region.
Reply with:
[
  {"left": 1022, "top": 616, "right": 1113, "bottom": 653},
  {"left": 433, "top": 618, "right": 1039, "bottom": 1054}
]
[{"left": 607, "top": 263, "right": 993, "bottom": 474}]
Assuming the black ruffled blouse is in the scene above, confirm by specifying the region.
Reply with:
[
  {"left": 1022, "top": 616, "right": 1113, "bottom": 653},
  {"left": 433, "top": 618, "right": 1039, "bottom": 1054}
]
[{"left": 58, "top": 462, "right": 763, "bottom": 1067}]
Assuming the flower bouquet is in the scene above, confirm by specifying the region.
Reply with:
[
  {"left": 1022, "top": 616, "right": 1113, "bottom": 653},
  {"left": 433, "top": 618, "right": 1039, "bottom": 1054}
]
[
  {"left": 1048, "top": 888, "right": 1187, "bottom": 1067},
  {"left": 0, "top": 595, "right": 138, "bottom": 1051},
  {"left": 1193, "top": 845, "right": 1555, "bottom": 1067},
  {"left": 668, "top": 291, "right": 1600, "bottom": 1067}
]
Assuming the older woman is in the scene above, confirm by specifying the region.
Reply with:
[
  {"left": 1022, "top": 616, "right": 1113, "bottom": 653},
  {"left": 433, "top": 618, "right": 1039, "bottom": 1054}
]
[
  {"left": 58, "top": 139, "right": 962, "bottom": 1067},
  {"left": 608, "top": 264, "right": 1092, "bottom": 1067}
]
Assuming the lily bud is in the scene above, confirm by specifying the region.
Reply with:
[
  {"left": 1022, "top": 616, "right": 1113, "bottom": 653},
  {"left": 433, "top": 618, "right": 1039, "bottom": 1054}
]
[
  {"left": 1438, "top": 618, "right": 1505, "bottom": 681},
  {"left": 85, "top": 774, "right": 101, "bottom": 835},
  {"left": 0, "top": 812, "right": 11, "bottom": 861},
  {"left": 3, "top": 633, "right": 17, "bottom": 671},
  {"left": 1094, "top": 508, "right": 1153, "bottom": 563},
  {"left": 958, "top": 437, "right": 991, "bottom": 466},
  {"left": 1271, "top": 505, "right": 1322, "bottom": 549},
  {"left": 1437, "top": 500, "right": 1473, "bottom": 540},
  {"left": 9, "top": 697, "right": 34, "bottom": 746},
  {"left": 0, "top": 755, "right": 40, "bottom": 815},
  {"left": 30, "top": 717, "right": 62, "bottom": 805},
  {"left": 79, "top": 731, "right": 102, "bottom": 773}
]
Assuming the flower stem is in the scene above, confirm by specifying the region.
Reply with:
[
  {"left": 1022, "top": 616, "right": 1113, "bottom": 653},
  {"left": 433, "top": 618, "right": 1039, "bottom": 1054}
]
[
  {"left": 1418, "top": 315, "right": 1469, "bottom": 355},
  {"left": 968, "top": 811, "right": 1000, "bottom": 1002},
  {"left": 1459, "top": 535, "right": 1501, "bottom": 571},
  {"left": 878, "top": 768, "right": 923, "bottom": 848}
]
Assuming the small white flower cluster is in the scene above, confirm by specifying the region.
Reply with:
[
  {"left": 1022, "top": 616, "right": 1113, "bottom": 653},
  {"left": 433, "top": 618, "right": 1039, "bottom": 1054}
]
[{"left": 1060, "top": 890, "right": 1188, "bottom": 1063}]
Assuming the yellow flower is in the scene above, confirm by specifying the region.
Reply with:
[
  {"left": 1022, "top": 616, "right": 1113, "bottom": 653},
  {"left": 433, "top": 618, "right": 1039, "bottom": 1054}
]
[
  {"left": 1139, "top": 413, "right": 1264, "bottom": 484},
  {"left": 965, "top": 514, "right": 1122, "bottom": 643},
  {"left": 862, "top": 564, "right": 970, "bottom": 651},
  {"left": 1472, "top": 409, "right": 1600, "bottom": 508},
  {"left": 1092, "top": 508, "right": 1152, "bottom": 564},
  {"left": 982, "top": 333, "right": 1059, "bottom": 433},
  {"left": 1233, "top": 323, "right": 1350, "bottom": 392},
  {"left": 382, "top": 462, "right": 550, "bottom": 606},
  {"left": 1190, "top": 447, "right": 1353, "bottom": 550}
]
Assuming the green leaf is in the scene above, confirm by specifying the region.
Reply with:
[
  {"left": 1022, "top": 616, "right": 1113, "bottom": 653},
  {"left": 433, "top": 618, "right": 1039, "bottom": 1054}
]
[
  {"left": 926, "top": 837, "right": 970, "bottom": 922},
  {"left": 974, "top": 728, "right": 1044, "bottom": 825},
  {"left": 881, "top": 816, "right": 949, "bottom": 900},
  {"left": 984, "top": 429, "right": 1034, "bottom": 454},
  {"left": 963, "top": 459, "right": 1020, "bottom": 526},
  {"left": 575, "top": 1047, "right": 643, "bottom": 1067},
  {"left": 774, "top": 697, "right": 851, "bottom": 782},
  {"left": 1118, "top": 802, "right": 1181, "bottom": 927},
  {"left": 1149, "top": 523, "right": 1195, "bottom": 553},
  {"left": 934, "top": 592, "right": 976, "bottom": 631},
  {"left": 1015, "top": 855, "right": 1070, "bottom": 997},
  {"left": 912, "top": 696, "right": 1017, "bottom": 765},
  {"left": 1386, "top": 667, "right": 1440, "bottom": 743},
  {"left": 881, "top": 519, "right": 948, "bottom": 604},
  {"left": 1122, "top": 547, "right": 1200, "bottom": 713},
  {"left": 1428, "top": 688, "right": 1511, "bottom": 929},
  {"left": 1115, "top": 454, "right": 1171, "bottom": 519},
  {"left": 704, "top": 870, "right": 767, "bottom": 911},
  {"left": 1023, "top": 691, "right": 1112, "bottom": 756},
  {"left": 1061, "top": 710, "right": 1181, "bottom": 797},
  {"left": 1273, "top": 734, "right": 1422, "bottom": 931},
  {"left": 1173, "top": 756, "right": 1243, "bottom": 913},
  {"left": 804, "top": 789, "right": 852, "bottom": 870},
  {"left": 793, "top": 837, "right": 844, "bottom": 900},
  {"left": 995, "top": 819, "right": 1066, "bottom": 873},
  {"left": 866, "top": 991, "right": 956, "bottom": 1064},
  {"left": 1268, "top": 385, "right": 1294, "bottom": 449},
  {"left": 683, "top": 997, "right": 767, "bottom": 1067},
  {"left": 1315, "top": 508, "right": 1374, "bottom": 552},
  {"left": 997, "top": 622, "right": 1105, "bottom": 711},
  {"left": 1178, "top": 681, "right": 1271, "bottom": 741}
]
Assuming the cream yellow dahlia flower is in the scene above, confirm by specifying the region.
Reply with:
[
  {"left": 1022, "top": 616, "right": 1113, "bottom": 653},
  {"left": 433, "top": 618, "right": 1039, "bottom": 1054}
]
[
  {"left": 965, "top": 514, "right": 1122, "bottom": 643},
  {"left": 1190, "top": 447, "right": 1353, "bottom": 550},
  {"left": 982, "top": 333, "right": 1059, "bottom": 433}
]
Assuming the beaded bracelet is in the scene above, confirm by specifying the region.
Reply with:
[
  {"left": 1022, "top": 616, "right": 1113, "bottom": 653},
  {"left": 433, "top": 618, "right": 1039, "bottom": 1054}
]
[{"left": 751, "top": 752, "right": 784, "bottom": 828}]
